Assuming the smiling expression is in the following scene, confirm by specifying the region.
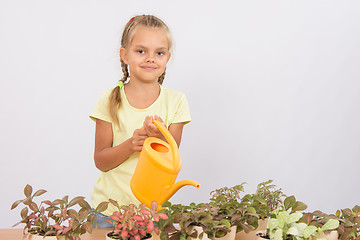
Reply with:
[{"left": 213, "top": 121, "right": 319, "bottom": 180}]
[{"left": 120, "top": 26, "right": 171, "bottom": 84}]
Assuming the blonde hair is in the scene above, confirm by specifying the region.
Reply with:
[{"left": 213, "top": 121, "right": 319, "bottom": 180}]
[{"left": 109, "top": 15, "right": 172, "bottom": 126}]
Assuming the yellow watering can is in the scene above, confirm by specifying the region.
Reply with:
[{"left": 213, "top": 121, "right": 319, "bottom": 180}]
[{"left": 130, "top": 119, "right": 200, "bottom": 209}]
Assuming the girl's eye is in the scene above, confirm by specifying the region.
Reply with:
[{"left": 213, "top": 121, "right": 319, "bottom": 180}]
[
  {"left": 156, "top": 52, "right": 165, "bottom": 56},
  {"left": 137, "top": 50, "right": 145, "bottom": 54}
]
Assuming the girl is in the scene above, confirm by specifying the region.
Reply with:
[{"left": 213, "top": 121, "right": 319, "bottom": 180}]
[{"left": 90, "top": 15, "right": 191, "bottom": 227}]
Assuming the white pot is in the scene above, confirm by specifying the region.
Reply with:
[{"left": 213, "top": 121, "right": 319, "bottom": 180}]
[
  {"left": 106, "top": 231, "right": 154, "bottom": 240},
  {"left": 311, "top": 230, "right": 338, "bottom": 240},
  {"left": 27, "top": 233, "right": 65, "bottom": 240},
  {"left": 188, "top": 225, "right": 237, "bottom": 240},
  {"left": 255, "top": 230, "right": 339, "bottom": 240},
  {"left": 236, "top": 219, "right": 268, "bottom": 240}
]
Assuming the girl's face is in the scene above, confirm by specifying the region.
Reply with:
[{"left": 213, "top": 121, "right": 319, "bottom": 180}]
[{"left": 120, "top": 26, "right": 171, "bottom": 84}]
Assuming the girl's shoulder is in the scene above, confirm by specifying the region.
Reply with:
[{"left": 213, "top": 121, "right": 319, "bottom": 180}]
[{"left": 161, "top": 86, "right": 187, "bottom": 99}]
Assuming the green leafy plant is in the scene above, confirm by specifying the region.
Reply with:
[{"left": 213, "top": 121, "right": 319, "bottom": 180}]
[
  {"left": 11, "top": 184, "right": 108, "bottom": 240},
  {"left": 158, "top": 184, "right": 261, "bottom": 240},
  {"left": 209, "top": 183, "right": 246, "bottom": 203},
  {"left": 255, "top": 180, "right": 286, "bottom": 212},
  {"left": 335, "top": 205, "right": 360, "bottom": 240},
  {"left": 267, "top": 210, "right": 339, "bottom": 240},
  {"left": 158, "top": 201, "right": 236, "bottom": 240},
  {"left": 268, "top": 209, "right": 307, "bottom": 240},
  {"left": 259, "top": 195, "right": 307, "bottom": 240},
  {"left": 209, "top": 184, "right": 260, "bottom": 234},
  {"left": 259, "top": 196, "right": 339, "bottom": 240},
  {"left": 106, "top": 199, "right": 168, "bottom": 240}
]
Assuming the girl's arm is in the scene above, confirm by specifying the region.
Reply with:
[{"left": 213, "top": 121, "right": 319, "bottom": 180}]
[
  {"left": 168, "top": 122, "right": 185, "bottom": 147},
  {"left": 93, "top": 119, "right": 147, "bottom": 172}
]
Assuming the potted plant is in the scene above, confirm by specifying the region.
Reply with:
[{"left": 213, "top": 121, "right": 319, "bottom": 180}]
[
  {"left": 254, "top": 180, "right": 286, "bottom": 212},
  {"left": 11, "top": 184, "right": 108, "bottom": 240},
  {"left": 256, "top": 195, "right": 306, "bottom": 240},
  {"left": 298, "top": 210, "right": 339, "bottom": 240},
  {"left": 335, "top": 205, "right": 360, "bottom": 240},
  {"left": 105, "top": 199, "right": 168, "bottom": 240},
  {"left": 256, "top": 195, "right": 339, "bottom": 240},
  {"left": 158, "top": 201, "right": 238, "bottom": 240},
  {"left": 210, "top": 183, "right": 260, "bottom": 235},
  {"left": 158, "top": 184, "right": 259, "bottom": 240},
  {"left": 236, "top": 180, "right": 285, "bottom": 240}
]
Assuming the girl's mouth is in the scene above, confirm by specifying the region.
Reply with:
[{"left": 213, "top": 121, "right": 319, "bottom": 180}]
[{"left": 141, "top": 66, "right": 157, "bottom": 70}]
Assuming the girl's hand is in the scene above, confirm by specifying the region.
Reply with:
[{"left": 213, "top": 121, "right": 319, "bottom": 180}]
[
  {"left": 143, "top": 115, "right": 166, "bottom": 138},
  {"left": 130, "top": 128, "right": 148, "bottom": 152}
]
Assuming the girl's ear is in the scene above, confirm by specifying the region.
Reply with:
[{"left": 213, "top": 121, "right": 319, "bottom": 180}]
[
  {"left": 167, "top": 52, "right": 172, "bottom": 63},
  {"left": 120, "top": 47, "right": 128, "bottom": 64}
]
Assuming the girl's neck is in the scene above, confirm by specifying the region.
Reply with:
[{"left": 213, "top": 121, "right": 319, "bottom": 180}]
[{"left": 124, "top": 81, "right": 161, "bottom": 109}]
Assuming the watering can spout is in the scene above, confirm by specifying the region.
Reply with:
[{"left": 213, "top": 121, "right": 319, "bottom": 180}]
[{"left": 162, "top": 180, "right": 200, "bottom": 202}]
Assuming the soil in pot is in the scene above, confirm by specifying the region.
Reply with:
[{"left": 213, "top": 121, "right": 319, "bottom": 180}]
[
  {"left": 188, "top": 225, "right": 237, "bottom": 240},
  {"left": 106, "top": 232, "right": 153, "bottom": 240},
  {"left": 236, "top": 219, "right": 268, "bottom": 240},
  {"left": 255, "top": 230, "right": 338, "bottom": 240}
]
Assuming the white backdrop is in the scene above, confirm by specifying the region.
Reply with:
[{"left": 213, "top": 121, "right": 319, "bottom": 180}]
[{"left": 1, "top": 0, "right": 360, "bottom": 228}]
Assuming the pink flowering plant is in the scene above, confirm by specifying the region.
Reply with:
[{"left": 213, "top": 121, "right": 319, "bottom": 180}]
[
  {"left": 106, "top": 199, "right": 168, "bottom": 240},
  {"left": 11, "top": 184, "right": 109, "bottom": 240}
]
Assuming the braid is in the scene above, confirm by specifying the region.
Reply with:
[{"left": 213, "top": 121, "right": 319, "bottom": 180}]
[
  {"left": 158, "top": 69, "right": 166, "bottom": 85},
  {"left": 120, "top": 59, "right": 129, "bottom": 82},
  {"left": 108, "top": 59, "right": 129, "bottom": 127}
]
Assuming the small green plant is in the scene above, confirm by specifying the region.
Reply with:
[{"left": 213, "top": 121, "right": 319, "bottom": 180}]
[
  {"left": 268, "top": 209, "right": 307, "bottom": 240},
  {"left": 158, "top": 201, "right": 233, "bottom": 240},
  {"left": 268, "top": 209, "right": 339, "bottom": 240},
  {"left": 267, "top": 195, "right": 308, "bottom": 240},
  {"left": 209, "top": 183, "right": 260, "bottom": 234},
  {"left": 106, "top": 200, "right": 168, "bottom": 240},
  {"left": 263, "top": 196, "right": 339, "bottom": 240},
  {"left": 209, "top": 183, "right": 246, "bottom": 203},
  {"left": 336, "top": 205, "right": 360, "bottom": 240},
  {"left": 255, "top": 180, "right": 286, "bottom": 211},
  {"left": 11, "top": 184, "right": 108, "bottom": 240}
]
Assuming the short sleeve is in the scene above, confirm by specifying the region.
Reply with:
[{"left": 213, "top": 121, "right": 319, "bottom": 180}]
[
  {"left": 172, "top": 94, "right": 191, "bottom": 125},
  {"left": 90, "top": 88, "right": 113, "bottom": 123}
]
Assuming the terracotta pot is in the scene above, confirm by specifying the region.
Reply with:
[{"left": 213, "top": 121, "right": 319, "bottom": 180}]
[
  {"left": 236, "top": 219, "right": 268, "bottom": 240},
  {"left": 105, "top": 231, "right": 153, "bottom": 240},
  {"left": 188, "top": 225, "right": 237, "bottom": 240}
]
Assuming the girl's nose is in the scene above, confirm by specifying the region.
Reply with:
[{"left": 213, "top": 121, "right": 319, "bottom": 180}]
[{"left": 146, "top": 55, "right": 156, "bottom": 63}]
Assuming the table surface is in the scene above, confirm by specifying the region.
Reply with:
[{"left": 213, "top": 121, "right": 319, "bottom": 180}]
[{"left": 0, "top": 228, "right": 162, "bottom": 240}]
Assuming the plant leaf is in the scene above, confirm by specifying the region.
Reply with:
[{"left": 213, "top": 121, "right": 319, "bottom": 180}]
[
  {"left": 83, "top": 221, "right": 93, "bottom": 233},
  {"left": 20, "top": 207, "right": 28, "bottom": 219},
  {"left": 95, "top": 201, "right": 109, "bottom": 213},
  {"left": 292, "top": 201, "right": 307, "bottom": 213},
  {"left": 11, "top": 200, "right": 23, "bottom": 210},
  {"left": 322, "top": 219, "right": 339, "bottom": 231},
  {"left": 67, "top": 196, "right": 85, "bottom": 208},
  {"left": 29, "top": 202, "right": 39, "bottom": 212},
  {"left": 284, "top": 196, "right": 296, "bottom": 211},
  {"left": 274, "top": 229, "right": 283, "bottom": 240},
  {"left": 24, "top": 185, "right": 32, "bottom": 198},
  {"left": 288, "top": 212, "right": 303, "bottom": 224},
  {"left": 78, "top": 199, "right": 91, "bottom": 210},
  {"left": 303, "top": 225, "right": 317, "bottom": 238},
  {"left": 33, "top": 189, "right": 47, "bottom": 197}
]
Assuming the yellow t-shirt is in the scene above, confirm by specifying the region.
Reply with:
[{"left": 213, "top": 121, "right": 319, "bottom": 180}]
[{"left": 90, "top": 85, "right": 191, "bottom": 216}]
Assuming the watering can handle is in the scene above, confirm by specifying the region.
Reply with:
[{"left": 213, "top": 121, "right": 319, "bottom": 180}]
[{"left": 152, "top": 119, "right": 181, "bottom": 170}]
